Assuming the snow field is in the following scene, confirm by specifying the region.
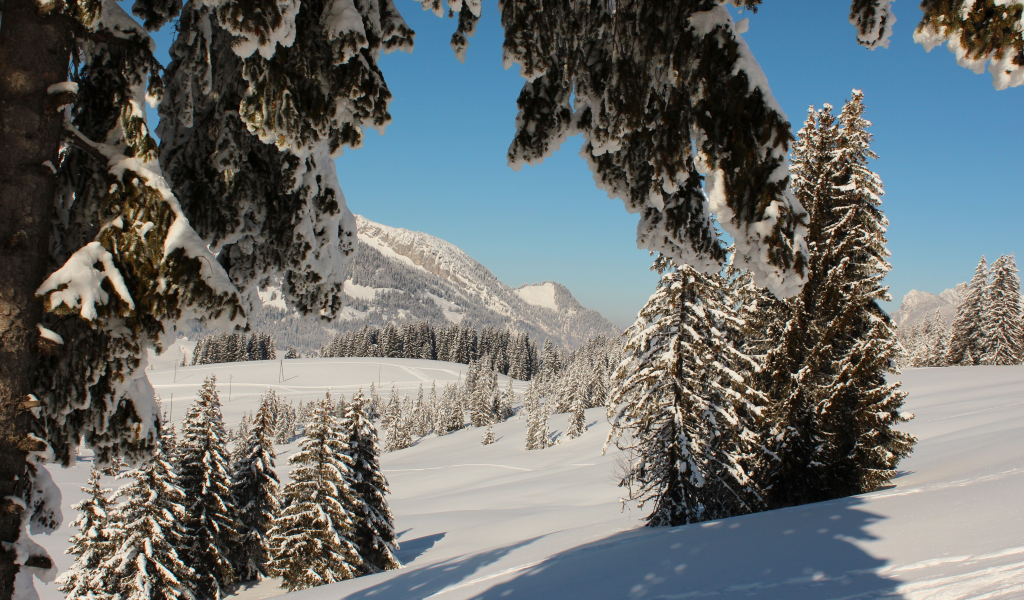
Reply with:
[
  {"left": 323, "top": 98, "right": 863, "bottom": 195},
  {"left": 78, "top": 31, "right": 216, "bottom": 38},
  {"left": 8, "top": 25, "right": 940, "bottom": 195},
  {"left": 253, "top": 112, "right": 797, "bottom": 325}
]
[
  {"left": 30, "top": 361, "right": 1024, "bottom": 600},
  {"left": 515, "top": 284, "right": 558, "bottom": 311}
]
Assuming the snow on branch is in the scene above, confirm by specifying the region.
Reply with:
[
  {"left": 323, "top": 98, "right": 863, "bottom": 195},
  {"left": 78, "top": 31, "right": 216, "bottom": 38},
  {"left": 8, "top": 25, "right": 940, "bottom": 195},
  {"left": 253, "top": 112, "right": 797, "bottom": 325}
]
[
  {"left": 914, "top": 0, "right": 1024, "bottom": 90},
  {"left": 37, "top": 242, "right": 135, "bottom": 321},
  {"left": 849, "top": 0, "right": 896, "bottom": 49}
]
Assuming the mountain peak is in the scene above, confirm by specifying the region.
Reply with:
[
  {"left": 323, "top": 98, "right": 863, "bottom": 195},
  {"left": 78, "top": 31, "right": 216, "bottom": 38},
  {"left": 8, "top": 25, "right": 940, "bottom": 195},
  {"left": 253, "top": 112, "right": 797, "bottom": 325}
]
[{"left": 348, "top": 216, "right": 620, "bottom": 347}]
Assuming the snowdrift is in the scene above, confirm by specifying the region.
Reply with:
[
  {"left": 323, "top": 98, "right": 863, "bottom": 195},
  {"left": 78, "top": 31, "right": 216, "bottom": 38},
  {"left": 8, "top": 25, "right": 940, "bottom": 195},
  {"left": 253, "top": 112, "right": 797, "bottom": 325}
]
[{"left": 32, "top": 360, "right": 1024, "bottom": 600}]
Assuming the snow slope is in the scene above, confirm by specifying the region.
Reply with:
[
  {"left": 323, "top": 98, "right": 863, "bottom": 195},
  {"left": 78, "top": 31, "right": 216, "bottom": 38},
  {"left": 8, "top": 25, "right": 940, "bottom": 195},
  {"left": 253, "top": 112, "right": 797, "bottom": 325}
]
[
  {"left": 31, "top": 362, "right": 1024, "bottom": 600},
  {"left": 514, "top": 283, "right": 558, "bottom": 310}
]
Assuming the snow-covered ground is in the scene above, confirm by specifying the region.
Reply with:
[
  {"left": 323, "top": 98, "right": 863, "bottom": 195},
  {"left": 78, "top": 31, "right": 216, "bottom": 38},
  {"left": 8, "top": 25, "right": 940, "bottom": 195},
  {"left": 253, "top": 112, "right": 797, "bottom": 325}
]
[
  {"left": 32, "top": 362, "right": 1024, "bottom": 600},
  {"left": 515, "top": 283, "right": 558, "bottom": 311}
]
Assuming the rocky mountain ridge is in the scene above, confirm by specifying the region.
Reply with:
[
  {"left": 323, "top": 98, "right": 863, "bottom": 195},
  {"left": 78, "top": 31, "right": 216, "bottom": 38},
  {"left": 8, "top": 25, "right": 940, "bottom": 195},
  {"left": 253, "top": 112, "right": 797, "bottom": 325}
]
[{"left": 254, "top": 216, "right": 621, "bottom": 352}]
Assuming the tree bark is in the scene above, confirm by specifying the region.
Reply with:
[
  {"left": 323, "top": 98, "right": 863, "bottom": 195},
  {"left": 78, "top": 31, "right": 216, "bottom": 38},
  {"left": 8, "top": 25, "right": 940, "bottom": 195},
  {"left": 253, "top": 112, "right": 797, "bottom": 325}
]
[{"left": 0, "top": 0, "right": 72, "bottom": 596}]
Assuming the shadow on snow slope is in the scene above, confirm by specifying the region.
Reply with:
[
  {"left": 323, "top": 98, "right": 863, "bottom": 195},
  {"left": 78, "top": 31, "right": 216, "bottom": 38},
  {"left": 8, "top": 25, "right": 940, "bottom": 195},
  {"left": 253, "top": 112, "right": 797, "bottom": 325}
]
[
  {"left": 395, "top": 532, "right": 447, "bottom": 565},
  {"left": 341, "top": 538, "right": 540, "bottom": 600},
  {"left": 472, "top": 497, "right": 906, "bottom": 600},
  {"left": 317, "top": 497, "right": 904, "bottom": 600}
]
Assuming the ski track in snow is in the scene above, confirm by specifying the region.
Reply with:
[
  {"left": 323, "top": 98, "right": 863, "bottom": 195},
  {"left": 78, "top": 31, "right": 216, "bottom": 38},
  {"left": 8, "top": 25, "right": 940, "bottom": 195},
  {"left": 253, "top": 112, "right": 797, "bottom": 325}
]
[{"left": 30, "top": 361, "right": 1024, "bottom": 600}]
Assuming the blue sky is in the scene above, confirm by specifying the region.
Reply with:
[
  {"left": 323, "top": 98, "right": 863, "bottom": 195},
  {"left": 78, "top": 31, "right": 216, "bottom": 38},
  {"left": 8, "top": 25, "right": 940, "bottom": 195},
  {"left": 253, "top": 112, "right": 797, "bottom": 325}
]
[{"left": 150, "top": 1, "right": 1023, "bottom": 329}]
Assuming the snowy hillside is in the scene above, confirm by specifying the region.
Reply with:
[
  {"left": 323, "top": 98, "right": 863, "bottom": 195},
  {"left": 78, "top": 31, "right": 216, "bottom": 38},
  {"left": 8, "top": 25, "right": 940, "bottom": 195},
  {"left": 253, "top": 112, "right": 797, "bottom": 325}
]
[
  {"left": 31, "top": 360, "right": 1024, "bottom": 600},
  {"left": 238, "top": 217, "right": 620, "bottom": 353},
  {"left": 347, "top": 216, "right": 619, "bottom": 347}
]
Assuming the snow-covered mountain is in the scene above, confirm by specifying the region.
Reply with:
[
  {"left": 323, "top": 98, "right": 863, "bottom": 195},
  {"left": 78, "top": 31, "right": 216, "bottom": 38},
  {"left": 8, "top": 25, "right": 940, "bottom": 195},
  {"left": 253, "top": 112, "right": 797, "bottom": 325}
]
[
  {"left": 255, "top": 216, "right": 620, "bottom": 350},
  {"left": 890, "top": 284, "right": 965, "bottom": 330}
]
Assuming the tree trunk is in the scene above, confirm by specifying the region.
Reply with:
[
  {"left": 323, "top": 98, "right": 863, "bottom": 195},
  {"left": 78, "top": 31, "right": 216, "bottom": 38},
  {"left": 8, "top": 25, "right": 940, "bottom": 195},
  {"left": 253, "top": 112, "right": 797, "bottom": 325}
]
[{"left": 0, "top": 0, "right": 71, "bottom": 596}]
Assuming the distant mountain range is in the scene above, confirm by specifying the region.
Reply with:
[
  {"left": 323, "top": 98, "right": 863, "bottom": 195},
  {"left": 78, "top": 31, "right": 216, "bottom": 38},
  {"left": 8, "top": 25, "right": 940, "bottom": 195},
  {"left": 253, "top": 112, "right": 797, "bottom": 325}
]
[
  {"left": 251, "top": 216, "right": 620, "bottom": 352},
  {"left": 889, "top": 283, "right": 967, "bottom": 330}
]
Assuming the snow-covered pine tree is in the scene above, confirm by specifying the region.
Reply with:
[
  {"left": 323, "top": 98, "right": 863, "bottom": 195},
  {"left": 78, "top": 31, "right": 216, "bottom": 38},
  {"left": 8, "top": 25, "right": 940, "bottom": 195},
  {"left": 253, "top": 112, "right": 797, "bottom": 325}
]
[
  {"left": 162, "top": 424, "right": 179, "bottom": 459},
  {"left": 481, "top": 425, "right": 495, "bottom": 446},
  {"left": 607, "top": 257, "right": 765, "bottom": 526},
  {"left": 176, "top": 376, "right": 241, "bottom": 599},
  {"left": 412, "top": 384, "right": 430, "bottom": 437},
  {"left": 924, "top": 310, "right": 950, "bottom": 367},
  {"left": 948, "top": 256, "right": 990, "bottom": 366},
  {"left": 230, "top": 392, "right": 281, "bottom": 582},
  {"left": 755, "top": 93, "right": 915, "bottom": 508},
  {"left": 523, "top": 380, "right": 548, "bottom": 450},
  {"left": 982, "top": 254, "right": 1024, "bottom": 365},
  {"left": 267, "top": 398, "right": 364, "bottom": 589},
  {"left": 383, "top": 396, "right": 412, "bottom": 452},
  {"left": 565, "top": 394, "right": 586, "bottom": 440},
  {"left": 367, "top": 383, "right": 380, "bottom": 421},
  {"left": 98, "top": 447, "right": 196, "bottom": 600},
  {"left": 381, "top": 386, "right": 401, "bottom": 432},
  {"left": 340, "top": 392, "right": 400, "bottom": 574},
  {"left": 911, "top": 313, "right": 933, "bottom": 368},
  {"left": 56, "top": 468, "right": 116, "bottom": 600},
  {"left": 539, "top": 340, "right": 560, "bottom": 380},
  {"left": 497, "top": 378, "right": 516, "bottom": 422}
]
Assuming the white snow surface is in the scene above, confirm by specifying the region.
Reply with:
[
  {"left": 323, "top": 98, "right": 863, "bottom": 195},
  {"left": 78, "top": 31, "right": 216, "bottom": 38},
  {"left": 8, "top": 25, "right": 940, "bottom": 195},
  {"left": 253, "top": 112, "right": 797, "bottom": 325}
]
[
  {"left": 31, "top": 362, "right": 1024, "bottom": 600},
  {"left": 514, "top": 283, "right": 558, "bottom": 311}
]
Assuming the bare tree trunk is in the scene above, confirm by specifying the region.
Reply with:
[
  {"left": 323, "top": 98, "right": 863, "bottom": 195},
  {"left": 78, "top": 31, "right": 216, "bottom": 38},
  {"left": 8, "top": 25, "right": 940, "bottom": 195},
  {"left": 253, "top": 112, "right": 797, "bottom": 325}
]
[{"left": 0, "top": 0, "right": 71, "bottom": 596}]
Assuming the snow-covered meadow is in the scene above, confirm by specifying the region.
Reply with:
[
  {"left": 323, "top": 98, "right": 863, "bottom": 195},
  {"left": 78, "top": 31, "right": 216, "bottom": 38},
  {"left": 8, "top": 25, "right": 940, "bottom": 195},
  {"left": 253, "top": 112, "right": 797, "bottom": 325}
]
[{"left": 32, "top": 359, "right": 1024, "bottom": 600}]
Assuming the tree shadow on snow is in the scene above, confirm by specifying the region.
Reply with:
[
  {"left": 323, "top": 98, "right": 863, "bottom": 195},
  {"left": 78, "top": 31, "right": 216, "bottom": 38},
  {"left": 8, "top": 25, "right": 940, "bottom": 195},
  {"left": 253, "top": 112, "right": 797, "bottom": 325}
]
[
  {"left": 340, "top": 538, "right": 538, "bottom": 600},
  {"left": 395, "top": 531, "right": 446, "bottom": 564},
  {"left": 474, "top": 497, "right": 908, "bottom": 600}
]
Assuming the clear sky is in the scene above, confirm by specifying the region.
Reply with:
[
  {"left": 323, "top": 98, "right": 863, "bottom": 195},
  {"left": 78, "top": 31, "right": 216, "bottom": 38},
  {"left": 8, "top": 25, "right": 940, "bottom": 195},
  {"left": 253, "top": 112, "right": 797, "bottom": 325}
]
[{"left": 150, "top": 1, "right": 1023, "bottom": 329}]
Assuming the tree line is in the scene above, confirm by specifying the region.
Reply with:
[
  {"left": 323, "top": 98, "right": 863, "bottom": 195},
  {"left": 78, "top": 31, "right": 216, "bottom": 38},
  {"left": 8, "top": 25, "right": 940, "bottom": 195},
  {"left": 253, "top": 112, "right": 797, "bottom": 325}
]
[
  {"left": 58, "top": 378, "right": 398, "bottom": 599},
  {"left": 319, "top": 322, "right": 541, "bottom": 380},
  {"left": 902, "top": 253, "right": 1023, "bottom": 368},
  {"left": 190, "top": 331, "right": 279, "bottom": 365}
]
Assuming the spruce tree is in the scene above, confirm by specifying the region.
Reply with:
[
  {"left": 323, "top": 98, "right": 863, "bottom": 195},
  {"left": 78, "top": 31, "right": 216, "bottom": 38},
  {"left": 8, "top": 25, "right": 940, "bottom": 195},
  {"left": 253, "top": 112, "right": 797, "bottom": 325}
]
[
  {"left": 268, "top": 398, "right": 364, "bottom": 589},
  {"left": 341, "top": 393, "right": 400, "bottom": 574},
  {"left": 523, "top": 381, "right": 545, "bottom": 450},
  {"left": 383, "top": 396, "right": 413, "bottom": 452},
  {"left": 57, "top": 468, "right": 117, "bottom": 600},
  {"left": 481, "top": 425, "right": 496, "bottom": 446},
  {"left": 98, "top": 448, "right": 197, "bottom": 600},
  {"left": 176, "top": 376, "right": 241, "bottom": 599},
  {"left": 607, "top": 257, "right": 765, "bottom": 526},
  {"left": 755, "top": 93, "right": 915, "bottom": 508},
  {"left": 925, "top": 310, "right": 950, "bottom": 368},
  {"left": 982, "top": 254, "right": 1024, "bottom": 365},
  {"left": 565, "top": 393, "right": 586, "bottom": 440},
  {"left": 948, "top": 257, "right": 991, "bottom": 366},
  {"left": 230, "top": 394, "right": 281, "bottom": 582}
]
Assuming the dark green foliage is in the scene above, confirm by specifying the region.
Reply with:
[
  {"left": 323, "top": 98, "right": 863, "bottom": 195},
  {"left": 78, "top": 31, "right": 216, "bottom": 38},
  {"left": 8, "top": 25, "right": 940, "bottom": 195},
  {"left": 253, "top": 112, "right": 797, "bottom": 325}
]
[{"left": 321, "top": 321, "right": 536, "bottom": 379}]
